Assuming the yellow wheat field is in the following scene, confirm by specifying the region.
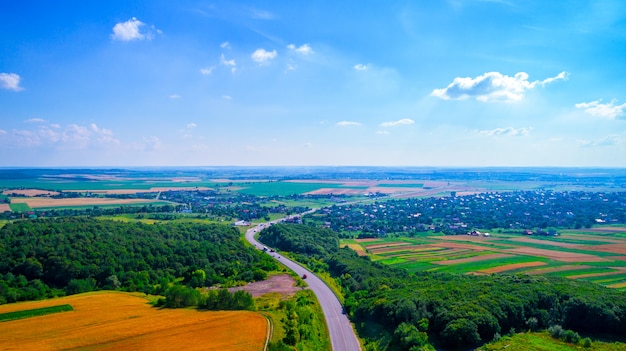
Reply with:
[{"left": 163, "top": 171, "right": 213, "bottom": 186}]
[{"left": 0, "top": 291, "right": 268, "bottom": 351}]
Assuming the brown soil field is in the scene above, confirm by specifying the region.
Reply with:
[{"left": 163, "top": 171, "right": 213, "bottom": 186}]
[
  {"left": 228, "top": 274, "right": 301, "bottom": 297},
  {"left": 432, "top": 242, "right": 496, "bottom": 251},
  {"left": 433, "top": 253, "right": 513, "bottom": 265},
  {"left": 505, "top": 247, "right": 611, "bottom": 262},
  {"left": 524, "top": 265, "right": 593, "bottom": 275},
  {"left": 509, "top": 237, "right": 581, "bottom": 249},
  {"left": 479, "top": 261, "right": 547, "bottom": 274},
  {"left": 306, "top": 188, "right": 368, "bottom": 195},
  {"left": 567, "top": 268, "right": 626, "bottom": 279},
  {"left": 10, "top": 197, "right": 166, "bottom": 208},
  {"left": 369, "top": 245, "right": 446, "bottom": 255},
  {"left": 365, "top": 242, "right": 411, "bottom": 250},
  {"left": 0, "top": 203, "right": 11, "bottom": 212},
  {"left": 2, "top": 189, "right": 60, "bottom": 196},
  {"left": 0, "top": 291, "right": 267, "bottom": 351},
  {"left": 576, "top": 244, "right": 626, "bottom": 255}
]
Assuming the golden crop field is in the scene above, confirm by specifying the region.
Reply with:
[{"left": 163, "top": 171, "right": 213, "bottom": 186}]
[{"left": 0, "top": 291, "right": 268, "bottom": 351}]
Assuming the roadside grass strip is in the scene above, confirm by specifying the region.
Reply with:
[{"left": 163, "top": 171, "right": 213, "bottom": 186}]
[{"left": 0, "top": 304, "right": 73, "bottom": 322}]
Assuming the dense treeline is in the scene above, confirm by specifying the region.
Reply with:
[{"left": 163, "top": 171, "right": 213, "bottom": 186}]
[
  {"left": 263, "top": 223, "right": 626, "bottom": 350},
  {"left": 0, "top": 218, "right": 277, "bottom": 304}
]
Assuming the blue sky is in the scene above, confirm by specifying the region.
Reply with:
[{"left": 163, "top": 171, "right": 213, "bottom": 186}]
[{"left": 1, "top": 0, "right": 625, "bottom": 167}]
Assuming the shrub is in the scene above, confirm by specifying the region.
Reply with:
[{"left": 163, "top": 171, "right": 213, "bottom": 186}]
[
  {"left": 548, "top": 324, "right": 564, "bottom": 339},
  {"left": 581, "top": 337, "right": 592, "bottom": 348}
]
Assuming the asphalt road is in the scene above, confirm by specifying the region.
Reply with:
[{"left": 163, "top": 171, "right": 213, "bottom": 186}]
[{"left": 245, "top": 224, "right": 362, "bottom": 351}]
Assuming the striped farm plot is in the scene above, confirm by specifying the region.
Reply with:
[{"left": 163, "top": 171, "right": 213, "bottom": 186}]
[{"left": 346, "top": 229, "right": 626, "bottom": 288}]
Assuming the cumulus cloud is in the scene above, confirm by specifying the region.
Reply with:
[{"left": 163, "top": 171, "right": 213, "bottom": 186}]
[
  {"left": 432, "top": 71, "right": 569, "bottom": 102},
  {"left": 0, "top": 72, "right": 23, "bottom": 91},
  {"left": 579, "top": 135, "right": 622, "bottom": 147},
  {"left": 353, "top": 64, "right": 368, "bottom": 71},
  {"left": 336, "top": 121, "right": 362, "bottom": 127},
  {"left": 575, "top": 99, "right": 626, "bottom": 119},
  {"left": 111, "top": 17, "right": 159, "bottom": 41},
  {"left": 287, "top": 44, "right": 314, "bottom": 55},
  {"left": 479, "top": 127, "right": 531, "bottom": 136},
  {"left": 251, "top": 48, "right": 277, "bottom": 63},
  {"left": 380, "top": 118, "right": 415, "bottom": 127}
]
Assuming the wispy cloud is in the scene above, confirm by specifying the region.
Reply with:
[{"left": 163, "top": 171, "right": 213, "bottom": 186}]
[
  {"left": 380, "top": 118, "right": 415, "bottom": 127},
  {"left": 220, "top": 41, "right": 231, "bottom": 49},
  {"left": 479, "top": 127, "right": 531, "bottom": 136},
  {"left": 251, "top": 48, "right": 277, "bottom": 63},
  {"left": 111, "top": 17, "right": 160, "bottom": 41},
  {"left": 353, "top": 64, "right": 368, "bottom": 71},
  {"left": 169, "top": 94, "right": 181, "bottom": 99},
  {"left": 287, "top": 44, "right": 314, "bottom": 55},
  {"left": 220, "top": 54, "right": 236, "bottom": 73},
  {"left": 25, "top": 118, "right": 46, "bottom": 123},
  {"left": 1, "top": 122, "right": 119, "bottom": 149},
  {"left": 0, "top": 72, "right": 23, "bottom": 91},
  {"left": 575, "top": 99, "right": 626, "bottom": 119},
  {"left": 336, "top": 121, "right": 362, "bottom": 127},
  {"left": 579, "top": 135, "right": 622, "bottom": 147},
  {"left": 200, "top": 66, "right": 215, "bottom": 75},
  {"left": 376, "top": 130, "right": 390, "bottom": 135},
  {"left": 432, "top": 71, "right": 569, "bottom": 102}
]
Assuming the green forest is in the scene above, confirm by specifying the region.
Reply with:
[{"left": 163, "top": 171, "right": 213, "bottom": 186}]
[
  {"left": 260, "top": 223, "right": 626, "bottom": 350},
  {"left": 0, "top": 218, "right": 277, "bottom": 304}
]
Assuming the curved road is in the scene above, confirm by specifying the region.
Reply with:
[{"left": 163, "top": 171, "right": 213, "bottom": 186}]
[{"left": 245, "top": 224, "right": 361, "bottom": 351}]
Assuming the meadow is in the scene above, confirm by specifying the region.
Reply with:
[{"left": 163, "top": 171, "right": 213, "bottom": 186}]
[
  {"left": 342, "top": 227, "right": 626, "bottom": 290},
  {"left": 0, "top": 291, "right": 268, "bottom": 351}
]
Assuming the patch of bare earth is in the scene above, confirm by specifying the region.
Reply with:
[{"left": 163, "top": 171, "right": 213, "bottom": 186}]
[
  {"left": 433, "top": 253, "right": 513, "bottom": 265},
  {"left": 342, "top": 244, "right": 367, "bottom": 256},
  {"left": 509, "top": 237, "right": 581, "bottom": 249},
  {"left": 478, "top": 261, "right": 547, "bottom": 274},
  {"left": 576, "top": 244, "right": 626, "bottom": 255},
  {"left": 0, "top": 204, "right": 10, "bottom": 212},
  {"left": 567, "top": 268, "right": 626, "bottom": 279},
  {"left": 365, "top": 242, "right": 410, "bottom": 250},
  {"left": 228, "top": 274, "right": 301, "bottom": 298},
  {"left": 505, "top": 247, "right": 610, "bottom": 262}
]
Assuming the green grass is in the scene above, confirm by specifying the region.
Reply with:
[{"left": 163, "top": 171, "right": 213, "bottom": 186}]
[
  {"left": 235, "top": 181, "right": 367, "bottom": 197},
  {"left": 479, "top": 331, "right": 626, "bottom": 351},
  {"left": 9, "top": 203, "right": 31, "bottom": 212},
  {"left": 0, "top": 304, "right": 73, "bottom": 322}
]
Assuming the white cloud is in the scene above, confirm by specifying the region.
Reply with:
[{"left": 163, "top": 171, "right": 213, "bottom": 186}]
[
  {"left": 25, "top": 118, "right": 46, "bottom": 123},
  {"left": 479, "top": 127, "right": 531, "bottom": 136},
  {"left": 222, "top": 95, "right": 232, "bottom": 100},
  {"left": 380, "top": 118, "right": 415, "bottom": 127},
  {"left": 111, "top": 17, "right": 158, "bottom": 41},
  {"left": 0, "top": 72, "right": 23, "bottom": 91},
  {"left": 431, "top": 71, "right": 569, "bottom": 102},
  {"left": 251, "top": 48, "right": 277, "bottom": 63},
  {"left": 287, "top": 44, "right": 314, "bottom": 55},
  {"left": 376, "top": 130, "right": 390, "bottom": 135},
  {"left": 353, "top": 64, "right": 368, "bottom": 71},
  {"left": 1, "top": 122, "right": 119, "bottom": 149},
  {"left": 187, "top": 123, "right": 197, "bottom": 129},
  {"left": 220, "top": 54, "right": 236, "bottom": 74},
  {"left": 575, "top": 99, "right": 626, "bottom": 119},
  {"left": 579, "top": 135, "right": 622, "bottom": 147},
  {"left": 169, "top": 94, "right": 181, "bottom": 99},
  {"left": 336, "top": 121, "right": 362, "bottom": 127},
  {"left": 220, "top": 41, "right": 230, "bottom": 49},
  {"left": 200, "top": 66, "right": 215, "bottom": 75}
]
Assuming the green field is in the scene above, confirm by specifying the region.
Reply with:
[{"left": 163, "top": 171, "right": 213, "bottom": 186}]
[
  {"left": 9, "top": 203, "right": 31, "bottom": 212},
  {"left": 0, "top": 304, "right": 73, "bottom": 322},
  {"left": 480, "top": 331, "right": 626, "bottom": 351},
  {"left": 234, "top": 181, "right": 367, "bottom": 196}
]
